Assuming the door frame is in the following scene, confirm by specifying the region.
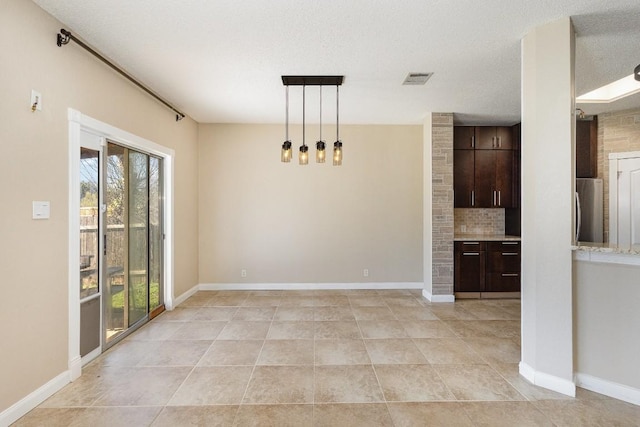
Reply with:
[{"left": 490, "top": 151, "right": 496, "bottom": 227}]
[
  {"left": 608, "top": 150, "right": 640, "bottom": 245},
  {"left": 67, "top": 108, "right": 175, "bottom": 380}
]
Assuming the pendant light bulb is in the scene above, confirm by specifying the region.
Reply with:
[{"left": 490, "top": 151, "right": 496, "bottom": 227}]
[
  {"left": 299, "top": 144, "right": 309, "bottom": 165},
  {"left": 316, "top": 141, "right": 326, "bottom": 163},
  {"left": 333, "top": 141, "right": 343, "bottom": 166},
  {"left": 281, "top": 140, "right": 292, "bottom": 162},
  {"left": 333, "top": 84, "right": 343, "bottom": 166}
]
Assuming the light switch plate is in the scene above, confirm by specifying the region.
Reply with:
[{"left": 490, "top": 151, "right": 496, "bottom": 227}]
[
  {"left": 31, "top": 90, "right": 42, "bottom": 111},
  {"left": 32, "top": 201, "right": 50, "bottom": 219}
]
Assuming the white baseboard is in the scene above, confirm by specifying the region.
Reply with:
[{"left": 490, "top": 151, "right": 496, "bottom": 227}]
[
  {"left": 422, "top": 289, "right": 455, "bottom": 303},
  {"left": 171, "top": 284, "right": 200, "bottom": 309},
  {"left": 0, "top": 370, "right": 70, "bottom": 426},
  {"left": 81, "top": 347, "right": 102, "bottom": 367},
  {"left": 198, "top": 282, "right": 424, "bottom": 291},
  {"left": 68, "top": 355, "right": 81, "bottom": 381},
  {"left": 519, "top": 361, "right": 576, "bottom": 397},
  {"left": 576, "top": 373, "right": 640, "bottom": 406}
]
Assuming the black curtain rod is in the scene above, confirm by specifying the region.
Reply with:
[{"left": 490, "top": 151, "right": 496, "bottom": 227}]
[{"left": 57, "top": 29, "right": 186, "bottom": 122}]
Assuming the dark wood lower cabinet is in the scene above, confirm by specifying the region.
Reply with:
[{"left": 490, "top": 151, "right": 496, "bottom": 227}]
[
  {"left": 454, "top": 242, "right": 485, "bottom": 292},
  {"left": 454, "top": 240, "right": 521, "bottom": 294}
]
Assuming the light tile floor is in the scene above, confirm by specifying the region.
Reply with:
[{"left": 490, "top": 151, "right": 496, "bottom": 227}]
[{"left": 14, "top": 290, "right": 640, "bottom": 426}]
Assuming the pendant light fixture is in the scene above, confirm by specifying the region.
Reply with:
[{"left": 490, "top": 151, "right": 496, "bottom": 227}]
[
  {"left": 316, "top": 86, "right": 326, "bottom": 163},
  {"left": 333, "top": 85, "right": 343, "bottom": 166},
  {"left": 635, "top": 63, "right": 640, "bottom": 82},
  {"left": 280, "top": 75, "right": 344, "bottom": 166},
  {"left": 299, "top": 85, "right": 309, "bottom": 165},
  {"left": 281, "top": 86, "right": 292, "bottom": 162}
]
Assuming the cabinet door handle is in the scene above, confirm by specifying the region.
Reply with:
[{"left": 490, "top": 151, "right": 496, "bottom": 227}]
[
  {"left": 498, "top": 190, "right": 501, "bottom": 206},
  {"left": 497, "top": 136, "right": 501, "bottom": 148},
  {"left": 502, "top": 252, "right": 519, "bottom": 256},
  {"left": 471, "top": 190, "right": 475, "bottom": 207},
  {"left": 491, "top": 136, "right": 496, "bottom": 148},
  {"left": 463, "top": 252, "right": 480, "bottom": 256},
  {"left": 463, "top": 242, "right": 480, "bottom": 245},
  {"left": 493, "top": 190, "right": 496, "bottom": 206},
  {"left": 502, "top": 242, "right": 519, "bottom": 245},
  {"left": 471, "top": 136, "right": 475, "bottom": 148},
  {"left": 502, "top": 273, "right": 519, "bottom": 277}
]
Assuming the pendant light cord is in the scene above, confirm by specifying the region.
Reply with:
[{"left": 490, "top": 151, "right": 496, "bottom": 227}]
[
  {"left": 285, "top": 86, "right": 289, "bottom": 141},
  {"left": 319, "top": 86, "right": 323, "bottom": 141},
  {"left": 336, "top": 85, "right": 340, "bottom": 141},
  {"left": 303, "top": 85, "right": 306, "bottom": 147}
]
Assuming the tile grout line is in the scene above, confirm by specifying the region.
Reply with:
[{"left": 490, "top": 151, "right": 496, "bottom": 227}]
[
  {"left": 353, "top": 299, "right": 396, "bottom": 424},
  {"left": 158, "top": 300, "right": 222, "bottom": 414},
  {"left": 234, "top": 302, "right": 275, "bottom": 414}
]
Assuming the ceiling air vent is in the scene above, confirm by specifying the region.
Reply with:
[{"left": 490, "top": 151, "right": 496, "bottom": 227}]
[{"left": 402, "top": 72, "right": 433, "bottom": 85}]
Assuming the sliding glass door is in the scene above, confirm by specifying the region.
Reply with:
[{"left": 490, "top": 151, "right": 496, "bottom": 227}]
[{"left": 104, "top": 141, "right": 164, "bottom": 346}]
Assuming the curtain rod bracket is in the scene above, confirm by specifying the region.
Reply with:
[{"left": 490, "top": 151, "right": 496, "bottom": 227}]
[
  {"left": 56, "top": 28, "right": 186, "bottom": 122},
  {"left": 56, "top": 29, "right": 70, "bottom": 47}
]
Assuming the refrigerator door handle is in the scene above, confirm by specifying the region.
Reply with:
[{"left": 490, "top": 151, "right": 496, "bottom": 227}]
[{"left": 575, "top": 191, "right": 581, "bottom": 242}]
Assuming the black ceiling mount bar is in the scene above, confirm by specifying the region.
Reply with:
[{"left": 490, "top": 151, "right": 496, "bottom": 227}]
[
  {"left": 281, "top": 76, "right": 344, "bottom": 86},
  {"left": 56, "top": 28, "right": 186, "bottom": 121}
]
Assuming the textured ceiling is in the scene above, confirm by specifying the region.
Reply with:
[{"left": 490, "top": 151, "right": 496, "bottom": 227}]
[{"left": 32, "top": 0, "right": 640, "bottom": 124}]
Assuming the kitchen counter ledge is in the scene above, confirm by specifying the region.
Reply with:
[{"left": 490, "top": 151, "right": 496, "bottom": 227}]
[
  {"left": 454, "top": 234, "right": 521, "bottom": 242},
  {"left": 573, "top": 242, "right": 640, "bottom": 266}
]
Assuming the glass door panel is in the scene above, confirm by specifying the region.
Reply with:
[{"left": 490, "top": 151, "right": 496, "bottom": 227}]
[
  {"left": 149, "top": 156, "right": 164, "bottom": 314},
  {"left": 128, "top": 151, "right": 148, "bottom": 327},
  {"left": 105, "top": 143, "right": 126, "bottom": 342},
  {"left": 80, "top": 148, "right": 100, "bottom": 299}
]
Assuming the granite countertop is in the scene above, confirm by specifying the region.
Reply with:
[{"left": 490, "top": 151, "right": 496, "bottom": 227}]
[
  {"left": 572, "top": 242, "right": 640, "bottom": 255},
  {"left": 454, "top": 234, "right": 522, "bottom": 242}
]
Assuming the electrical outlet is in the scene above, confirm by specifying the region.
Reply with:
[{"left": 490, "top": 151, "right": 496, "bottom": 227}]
[
  {"left": 363, "top": 269, "right": 369, "bottom": 277},
  {"left": 241, "top": 269, "right": 247, "bottom": 278},
  {"left": 461, "top": 225, "right": 467, "bottom": 233}
]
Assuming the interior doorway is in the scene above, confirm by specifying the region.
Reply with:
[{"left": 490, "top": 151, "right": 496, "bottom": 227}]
[{"left": 609, "top": 153, "right": 640, "bottom": 246}]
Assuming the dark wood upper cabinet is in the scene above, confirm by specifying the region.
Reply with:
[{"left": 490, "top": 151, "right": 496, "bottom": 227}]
[
  {"left": 454, "top": 150, "right": 475, "bottom": 207},
  {"left": 474, "top": 150, "right": 495, "bottom": 208},
  {"left": 576, "top": 117, "right": 598, "bottom": 178},
  {"left": 454, "top": 125, "right": 519, "bottom": 209},
  {"left": 472, "top": 150, "right": 515, "bottom": 208},
  {"left": 475, "top": 126, "right": 514, "bottom": 150},
  {"left": 495, "top": 150, "right": 514, "bottom": 208},
  {"left": 454, "top": 126, "right": 476, "bottom": 149}
]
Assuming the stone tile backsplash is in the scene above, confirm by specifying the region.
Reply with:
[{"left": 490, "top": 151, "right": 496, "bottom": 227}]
[{"left": 454, "top": 208, "right": 505, "bottom": 235}]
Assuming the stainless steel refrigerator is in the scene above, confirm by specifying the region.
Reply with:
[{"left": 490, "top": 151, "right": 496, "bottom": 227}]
[{"left": 575, "top": 178, "right": 604, "bottom": 243}]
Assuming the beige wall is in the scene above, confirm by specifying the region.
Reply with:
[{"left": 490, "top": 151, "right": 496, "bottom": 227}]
[
  {"left": 0, "top": 0, "right": 199, "bottom": 412},
  {"left": 596, "top": 107, "right": 640, "bottom": 242},
  {"left": 574, "top": 260, "right": 640, "bottom": 390},
  {"left": 198, "top": 124, "right": 423, "bottom": 284}
]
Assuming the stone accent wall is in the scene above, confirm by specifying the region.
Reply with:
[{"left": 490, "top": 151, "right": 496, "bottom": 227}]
[
  {"left": 431, "top": 113, "right": 454, "bottom": 295},
  {"left": 454, "top": 208, "right": 505, "bottom": 235},
  {"left": 597, "top": 108, "right": 640, "bottom": 242}
]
